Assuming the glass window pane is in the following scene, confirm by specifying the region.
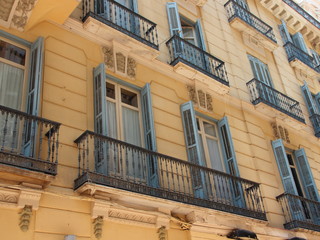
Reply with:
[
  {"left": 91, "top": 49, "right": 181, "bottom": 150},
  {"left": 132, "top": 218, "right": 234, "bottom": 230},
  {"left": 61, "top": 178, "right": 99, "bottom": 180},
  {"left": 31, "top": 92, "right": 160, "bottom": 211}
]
[
  {"left": 107, "top": 101, "right": 117, "bottom": 138},
  {"left": 203, "top": 121, "right": 216, "bottom": 137},
  {"left": 0, "top": 40, "right": 26, "bottom": 66},
  {"left": 121, "top": 88, "right": 138, "bottom": 107},
  {"left": 122, "top": 106, "right": 141, "bottom": 146},
  {"left": 106, "top": 82, "right": 115, "bottom": 99},
  {"left": 206, "top": 138, "right": 223, "bottom": 171}
]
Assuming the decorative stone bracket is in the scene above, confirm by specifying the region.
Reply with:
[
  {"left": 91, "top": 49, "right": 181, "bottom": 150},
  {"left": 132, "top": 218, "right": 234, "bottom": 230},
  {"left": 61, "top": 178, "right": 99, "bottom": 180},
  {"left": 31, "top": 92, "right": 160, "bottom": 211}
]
[
  {"left": 102, "top": 45, "right": 137, "bottom": 79},
  {"left": 93, "top": 216, "right": 104, "bottom": 239},
  {"left": 271, "top": 122, "right": 290, "bottom": 143},
  {"left": 187, "top": 85, "right": 213, "bottom": 111},
  {"left": 19, "top": 205, "right": 32, "bottom": 232}
]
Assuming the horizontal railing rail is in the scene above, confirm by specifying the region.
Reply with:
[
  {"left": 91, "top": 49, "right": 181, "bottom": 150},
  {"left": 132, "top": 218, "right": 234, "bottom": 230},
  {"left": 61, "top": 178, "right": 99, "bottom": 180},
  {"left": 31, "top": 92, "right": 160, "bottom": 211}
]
[
  {"left": 0, "top": 105, "right": 60, "bottom": 175},
  {"left": 74, "top": 130, "right": 266, "bottom": 220},
  {"left": 166, "top": 35, "right": 229, "bottom": 86},
  {"left": 82, "top": 0, "right": 158, "bottom": 49},
  {"left": 247, "top": 78, "right": 305, "bottom": 123},
  {"left": 284, "top": 42, "right": 319, "bottom": 73},
  {"left": 224, "top": 0, "right": 277, "bottom": 43},
  {"left": 277, "top": 193, "right": 320, "bottom": 232}
]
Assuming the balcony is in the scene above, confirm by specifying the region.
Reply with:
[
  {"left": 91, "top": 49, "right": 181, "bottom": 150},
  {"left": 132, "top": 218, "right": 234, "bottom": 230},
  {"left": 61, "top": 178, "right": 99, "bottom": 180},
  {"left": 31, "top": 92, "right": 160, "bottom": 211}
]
[
  {"left": 277, "top": 193, "right": 320, "bottom": 232},
  {"left": 224, "top": 0, "right": 277, "bottom": 51},
  {"left": 247, "top": 79, "right": 305, "bottom": 129},
  {"left": 309, "top": 114, "right": 320, "bottom": 137},
  {"left": 284, "top": 42, "right": 320, "bottom": 77},
  {"left": 82, "top": 0, "right": 159, "bottom": 58},
  {"left": 0, "top": 105, "right": 60, "bottom": 186},
  {"left": 74, "top": 131, "right": 266, "bottom": 221},
  {"left": 166, "top": 35, "right": 229, "bottom": 95}
]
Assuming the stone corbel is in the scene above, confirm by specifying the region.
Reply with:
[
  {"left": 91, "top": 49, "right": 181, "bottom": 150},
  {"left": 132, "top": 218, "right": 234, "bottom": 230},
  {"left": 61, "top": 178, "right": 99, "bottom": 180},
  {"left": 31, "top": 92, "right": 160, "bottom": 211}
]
[
  {"left": 92, "top": 200, "right": 111, "bottom": 219},
  {"left": 186, "top": 211, "right": 208, "bottom": 224},
  {"left": 188, "top": 0, "right": 208, "bottom": 6}
]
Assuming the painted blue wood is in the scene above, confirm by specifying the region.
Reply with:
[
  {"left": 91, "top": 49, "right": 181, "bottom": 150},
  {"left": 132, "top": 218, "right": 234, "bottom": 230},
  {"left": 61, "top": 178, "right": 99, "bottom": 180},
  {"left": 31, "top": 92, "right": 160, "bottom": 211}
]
[
  {"left": 93, "top": 63, "right": 108, "bottom": 174},
  {"left": 292, "top": 32, "right": 309, "bottom": 54},
  {"left": 23, "top": 37, "right": 44, "bottom": 157},
  {"left": 166, "top": 2, "right": 183, "bottom": 37},
  {"left": 0, "top": 30, "right": 31, "bottom": 47},
  {"left": 301, "top": 81, "right": 318, "bottom": 115},
  {"left": 279, "top": 20, "right": 292, "bottom": 44},
  {"left": 195, "top": 20, "right": 206, "bottom": 51},
  {"left": 141, "top": 83, "right": 158, "bottom": 187},
  {"left": 181, "top": 101, "right": 206, "bottom": 198},
  {"left": 272, "top": 139, "right": 298, "bottom": 195},
  {"left": 294, "top": 148, "right": 320, "bottom": 201}
]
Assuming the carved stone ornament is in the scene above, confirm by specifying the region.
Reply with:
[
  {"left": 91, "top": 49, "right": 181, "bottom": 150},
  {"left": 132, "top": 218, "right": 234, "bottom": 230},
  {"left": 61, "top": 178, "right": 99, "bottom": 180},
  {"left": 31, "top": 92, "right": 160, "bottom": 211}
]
[
  {"left": 108, "top": 209, "right": 157, "bottom": 226},
  {"left": 198, "top": 89, "right": 206, "bottom": 108},
  {"left": 158, "top": 226, "right": 167, "bottom": 240},
  {"left": 116, "top": 52, "right": 126, "bottom": 73},
  {"left": 102, "top": 46, "right": 114, "bottom": 69},
  {"left": 187, "top": 85, "right": 198, "bottom": 104},
  {"left": 93, "top": 216, "right": 103, "bottom": 239},
  {"left": 206, "top": 93, "right": 213, "bottom": 111},
  {"left": 12, "top": 0, "right": 36, "bottom": 29},
  {"left": 271, "top": 122, "right": 290, "bottom": 143},
  {"left": 19, "top": 205, "right": 32, "bottom": 232},
  {"left": 127, "top": 57, "right": 136, "bottom": 79},
  {"left": 0, "top": 0, "right": 15, "bottom": 21},
  {"left": 0, "top": 189, "right": 19, "bottom": 204}
]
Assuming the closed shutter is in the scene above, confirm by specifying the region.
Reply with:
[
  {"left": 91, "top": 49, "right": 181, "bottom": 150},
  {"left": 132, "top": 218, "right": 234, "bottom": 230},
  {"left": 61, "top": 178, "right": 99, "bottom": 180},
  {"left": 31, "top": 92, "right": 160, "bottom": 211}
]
[
  {"left": 272, "top": 139, "right": 298, "bottom": 194},
  {"left": 218, "top": 116, "right": 244, "bottom": 207},
  {"left": 181, "top": 101, "right": 206, "bottom": 198},
  {"left": 292, "top": 32, "right": 309, "bottom": 54},
  {"left": 279, "top": 20, "right": 292, "bottom": 44},
  {"left": 311, "top": 49, "right": 320, "bottom": 67},
  {"left": 141, "top": 83, "right": 158, "bottom": 187},
  {"left": 23, "top": 37, "right": 44, "bottom": 157},
  {"left": 93, "top": 64, "right": 108, "bottom": 174},
  {"left": 248, "top": 55, "right": 273, "bottom": 86},
  {"left": 294, "top": 149, "right": 320, "bottom": 201},
  {"left": 301, "top": 81, "right": 318, "bottom": 116},
  {"left": 166, "top": 2, "right": 183, "bottom": 37}
]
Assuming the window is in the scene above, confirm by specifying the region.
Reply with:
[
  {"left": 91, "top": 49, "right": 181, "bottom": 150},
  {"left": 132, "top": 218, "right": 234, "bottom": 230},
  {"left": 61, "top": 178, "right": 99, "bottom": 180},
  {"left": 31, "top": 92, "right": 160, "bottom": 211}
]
[
  {"left": 272, "top": 139, "right": 320, "bottom": 202},
  {"left": 93, "top": 64, "right": 157, "bottom": 184},
  {"left": 166, "top": 2, "right": 206, "bottom": 50},
  {"left": 106, "top": 81, "right": 143, "bottom": 146},
  {"left": 0, "top": 35, "right": 43, "bottom": 155},
  {"left": 181, "top": 101, "right": 243, "bottom": 204}
]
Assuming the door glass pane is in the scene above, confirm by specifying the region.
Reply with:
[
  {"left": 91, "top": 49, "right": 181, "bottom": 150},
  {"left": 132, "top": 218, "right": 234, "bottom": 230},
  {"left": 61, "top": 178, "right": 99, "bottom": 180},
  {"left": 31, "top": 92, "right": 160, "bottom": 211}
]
[
  {"left": 121, "top": 88, "right": 138, "bottom": 107},
  {"left": 207, "top": 137, "right": 224, "bottom": 172},
  {"left": 106, "top": 82, "right": 115, "bottom": 99},
  {"left": 0, "top": 40, "right": 26, "bottom": 66},
  {"left": 203, "top": 121, "right": 216, "bottom": 137},
  {"left": 107, "top": 100, "right": 117, "bottom": 138},
  {"left": 122, "top": 106, "right": 141, "bottom": 146}
]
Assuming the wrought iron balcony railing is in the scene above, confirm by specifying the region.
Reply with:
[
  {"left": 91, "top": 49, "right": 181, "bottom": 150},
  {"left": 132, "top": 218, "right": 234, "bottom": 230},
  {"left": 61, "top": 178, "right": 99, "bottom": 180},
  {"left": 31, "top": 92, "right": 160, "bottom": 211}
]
[
  {"left": 247, "top": 78, "right": 305, "bottom": 123},
  {"left": 82, "top": 0, "right": 158, "bottom": 49},
  {"left": 166, "top": 35, "right": 229, "bottom": 86},
  {"left": 74, "top": 130, "right": 266, "bottom": 220},
  {"left": 0, "top": 105, "right": 60, "bottom": 175},
  {"left": 277, "top": 193, "right": 320, "bottom": 232},
  {"left": 224, "top": 0, "right": 277, "bottom": 43},
  {"left": 282, "top": 0, "right": 320, "bottom": 29},
  {"left": 309, "top": 114, "right": 320, "bottom": 137},
  {"left": 284, "top": 42, "right": 320, "bottom": 73}
]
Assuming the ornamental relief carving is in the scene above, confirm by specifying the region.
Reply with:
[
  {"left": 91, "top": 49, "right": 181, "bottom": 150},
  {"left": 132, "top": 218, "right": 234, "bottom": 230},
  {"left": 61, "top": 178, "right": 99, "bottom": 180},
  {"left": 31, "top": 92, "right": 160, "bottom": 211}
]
[
  {"left": 187, "top": 85, "right": 213, "bottom": 112},
  {"left": 12, "top": 0, "right": 36, "bottom": 29},
  {"left": 108, "top": 209, "right": 157, "bottom": 226},
  {"left": 0, "top": 190, "right": 19, "bottom": 203},
  {"left": 102, "top": 46, "right": 137, "bottom": 79},
  {"left": 0, "top": 0, "right": 16, "bottom": 21},
  {"left": 271, "top": 122, "right": 290, "bottom": 143}
]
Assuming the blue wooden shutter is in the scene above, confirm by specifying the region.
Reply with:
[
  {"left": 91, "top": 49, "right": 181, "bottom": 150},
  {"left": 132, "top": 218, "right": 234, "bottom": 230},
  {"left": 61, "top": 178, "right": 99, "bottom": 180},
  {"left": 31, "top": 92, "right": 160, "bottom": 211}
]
[
  {"left": 218, "top": 117, "right": 244, "bottom": 207},
  {"left": 195, "top": 20, "right": 206, "bottom": 51},
  {"left": 294, "top": 149, "right": 320, "bottom": 201},
  {"left": 315, "top": 92, "right": 320, "bottom": 111},
  {"left": 24, "top": 37, "right": 44, "bottom": 157},
  {"left": 218, "top": 117, "right": 240, "bottom": 177},
  {"left": 301, "top": 81, "right": 318, "bottom": 116},
  {"left": 93, "top": 64, "right": 108, "bottom": 135},
  {"left": 311, "top": 49, "right": 320, "bottom": 67},
  {"left": 272, "top": 139, "right": 298, "bottom": 194},
  {"left": 26, "top": 37, "right": 44, "bottom": 116},
  {"left": 141, "top": 83, "right": 158, "bottom": 187},
  {"left": 93, "top": 64, "right": 108, "bottom": 174},
  {"left": 166, "top": 2, "right": 183, "bottom": 37},
  {"left": 292, "top": 32, "right": 308, "bottom": 54},
  {"left": 279, "top": 20, "right": 292, "bottom": 44},
  {"left": 181, "top": 101, "right": 206, "bottom": 198}
]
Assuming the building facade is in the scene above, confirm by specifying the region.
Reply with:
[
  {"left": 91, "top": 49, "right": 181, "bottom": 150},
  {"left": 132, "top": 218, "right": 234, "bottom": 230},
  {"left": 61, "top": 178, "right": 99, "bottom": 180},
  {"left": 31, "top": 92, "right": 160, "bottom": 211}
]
[{"left": 0, "top": 0, "right": 320, "bottom": 239}]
